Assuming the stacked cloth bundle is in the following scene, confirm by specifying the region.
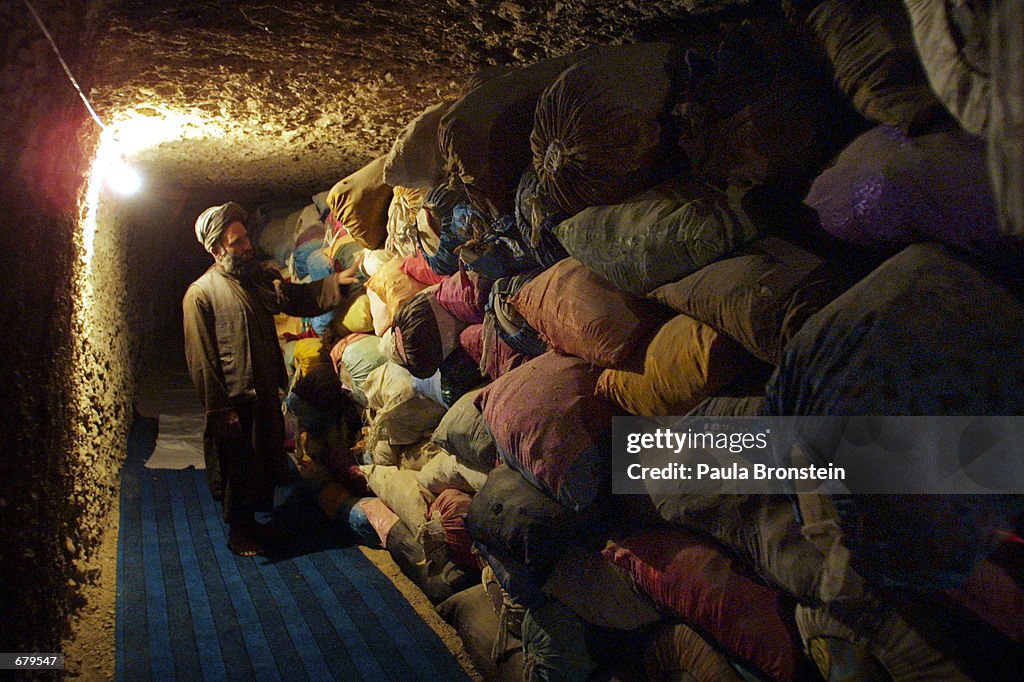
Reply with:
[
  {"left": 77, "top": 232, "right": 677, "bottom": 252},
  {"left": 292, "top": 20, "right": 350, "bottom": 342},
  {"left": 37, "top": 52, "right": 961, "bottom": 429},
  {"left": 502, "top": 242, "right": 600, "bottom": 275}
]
[{"left": 266, "top": 6, "right": 1024, "bottom": 678}]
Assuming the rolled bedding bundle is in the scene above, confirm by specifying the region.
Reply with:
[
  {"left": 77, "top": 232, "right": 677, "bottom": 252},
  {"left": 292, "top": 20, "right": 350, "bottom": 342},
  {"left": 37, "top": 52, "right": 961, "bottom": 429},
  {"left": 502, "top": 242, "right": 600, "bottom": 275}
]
[
  {"left": 542, "top": 547, "right": 661, "bottom": 632},
  {"left": 604, "top": 527, "right": 812, "bottom": 682},
  {"left": 477, "top": 352, "right": 620, "bottom": 512},
  {"left": 553, "top": 175, "right": 759, "bottom": 297},
  {"left": 435, "top": 268, "right": 493, "bottom": 325},
  {"left": 805, "top": 124, "right": 1024, "bottom": 266},
  {"left": 510, "top": 257, "right": 672, "bottom": 368},
  {"left": 360, "top": 464, "right": 434, "bottom": 537},
  {"left": 430, "top": 387, "right": 499, "bottom": 473}
]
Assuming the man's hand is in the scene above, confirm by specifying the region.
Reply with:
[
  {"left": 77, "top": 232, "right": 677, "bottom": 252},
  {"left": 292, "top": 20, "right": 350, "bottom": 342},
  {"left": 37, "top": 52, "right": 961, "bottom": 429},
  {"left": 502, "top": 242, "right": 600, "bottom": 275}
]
[
  {"left": 211, "top": 409, "right": 242, "bottom": 440},
  {"left": 335, "top": 252, "right": 365, "bottom": 286}
]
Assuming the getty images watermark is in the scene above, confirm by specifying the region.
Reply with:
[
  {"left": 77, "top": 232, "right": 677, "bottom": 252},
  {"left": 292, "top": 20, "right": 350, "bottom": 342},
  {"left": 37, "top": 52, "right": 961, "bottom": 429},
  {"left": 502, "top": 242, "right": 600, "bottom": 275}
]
[{"left": 612, "top": 416, "right": 1024, "bottom": 495}]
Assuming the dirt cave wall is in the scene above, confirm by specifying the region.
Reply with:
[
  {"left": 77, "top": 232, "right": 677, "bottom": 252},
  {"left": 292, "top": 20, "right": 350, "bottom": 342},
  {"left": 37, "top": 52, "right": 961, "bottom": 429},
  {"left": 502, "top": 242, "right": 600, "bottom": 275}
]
[{"left": 0, "top": 0, "right": 135, "bottom": 653}]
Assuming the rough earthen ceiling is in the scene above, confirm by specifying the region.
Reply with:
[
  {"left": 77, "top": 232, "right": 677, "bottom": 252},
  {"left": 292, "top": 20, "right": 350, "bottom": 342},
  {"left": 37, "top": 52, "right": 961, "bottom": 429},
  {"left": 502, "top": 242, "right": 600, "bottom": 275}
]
[{"left": 89, "top": 0, "right": 751, "bottom": 205}]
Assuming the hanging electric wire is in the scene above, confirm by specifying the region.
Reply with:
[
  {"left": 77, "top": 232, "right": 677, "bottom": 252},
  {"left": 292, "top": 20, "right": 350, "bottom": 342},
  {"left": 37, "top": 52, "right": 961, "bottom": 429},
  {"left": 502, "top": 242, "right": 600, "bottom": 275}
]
[{"left": 22, "top": 0, "right": 107, "bottom": 131}]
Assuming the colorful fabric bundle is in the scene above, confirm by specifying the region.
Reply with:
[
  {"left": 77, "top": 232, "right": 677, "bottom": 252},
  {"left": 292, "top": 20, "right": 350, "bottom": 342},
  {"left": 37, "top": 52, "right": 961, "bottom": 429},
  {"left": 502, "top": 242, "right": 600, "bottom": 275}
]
[
  {"left": 795, "top": 603, "right": 974, "bottom": 680},
  {"left": 391, "top": 286, "right": 468, "bottom": 379},
  {"left": 542, "top": 548, "right": 661, "bottom": 631},
  {"left": 459, "top": 214, "right": 541, "bottom": 281},
  {"left": 521, "top": 601, "right": 599, "bottom": 682},
  {"left": 805, "top": 124, "right": 1024, "bottom": 264},
  {"left": 400, "top": 251, "right": 445, "bottom": 286},
  {"left": 428, "top": 489, "right": 477, "bottom": 571},
  {"left": 644, "top": 624, "right": 744, "bottom": 681},
  {"left": 383, "top": 186, "right": 429, "bottom": 259},
  {"left": 365, "top": 255, "right": 429, "bottom": 334},
  {"left": 386, "top": 520, "right": 477, "bottom": 605},
  {"left": 329, "top": 292, "right": 374, "bottom": 337},
  {"left": 415, "top": 448, "right": 488, "bottom": 496},
  {"left": 333, "top": 334, "right": 386, "bottom": 406}
]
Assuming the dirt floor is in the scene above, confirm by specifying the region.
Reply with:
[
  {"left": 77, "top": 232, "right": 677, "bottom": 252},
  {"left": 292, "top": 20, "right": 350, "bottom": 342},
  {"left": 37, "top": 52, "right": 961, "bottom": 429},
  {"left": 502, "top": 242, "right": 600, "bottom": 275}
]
[{"left": 61, "top": 489, "right": 480, "bottom": 680}]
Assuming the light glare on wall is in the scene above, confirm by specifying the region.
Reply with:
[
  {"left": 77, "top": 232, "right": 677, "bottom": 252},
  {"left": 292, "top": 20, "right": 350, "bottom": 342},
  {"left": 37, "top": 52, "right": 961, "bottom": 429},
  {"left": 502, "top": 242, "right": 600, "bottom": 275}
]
[
  {"left": 82, "top": 106, "right": 226, "bottom": 265},
  {"left": 105, "top": 156, "right": 142, "bottom": 196},
  {"left": 109, "top": 105, "right": 227, "bottom": 155}
]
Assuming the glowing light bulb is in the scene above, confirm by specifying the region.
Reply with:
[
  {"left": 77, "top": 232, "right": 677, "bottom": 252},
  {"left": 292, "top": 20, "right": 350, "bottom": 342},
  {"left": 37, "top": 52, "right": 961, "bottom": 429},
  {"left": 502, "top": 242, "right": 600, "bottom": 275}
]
[{"left": 106, "top": 157, "right": 142, "bottom": 196}]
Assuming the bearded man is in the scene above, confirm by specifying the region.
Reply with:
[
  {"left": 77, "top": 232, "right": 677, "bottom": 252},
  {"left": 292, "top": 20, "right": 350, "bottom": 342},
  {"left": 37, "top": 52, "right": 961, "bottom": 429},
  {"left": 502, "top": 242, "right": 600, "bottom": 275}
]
[{"left": 184, "top": 201, "right": 359, "bottom": 556}]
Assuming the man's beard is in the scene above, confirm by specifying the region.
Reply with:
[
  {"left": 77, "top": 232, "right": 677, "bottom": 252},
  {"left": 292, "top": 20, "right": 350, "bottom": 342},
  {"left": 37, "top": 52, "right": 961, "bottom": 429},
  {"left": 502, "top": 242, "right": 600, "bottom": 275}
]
[{"left": 219, "top": 250, "right": 262, "bottom": 279}]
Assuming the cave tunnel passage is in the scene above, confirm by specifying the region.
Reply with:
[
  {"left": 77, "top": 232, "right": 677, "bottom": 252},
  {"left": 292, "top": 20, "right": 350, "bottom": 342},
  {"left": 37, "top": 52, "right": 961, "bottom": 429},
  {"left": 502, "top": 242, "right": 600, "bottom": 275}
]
[
  {"left": 5, "top": 0, "right": 1024, "bottom": 678},
  {"left": 6, "top": 0, "right": 750, "bottom": 669}
]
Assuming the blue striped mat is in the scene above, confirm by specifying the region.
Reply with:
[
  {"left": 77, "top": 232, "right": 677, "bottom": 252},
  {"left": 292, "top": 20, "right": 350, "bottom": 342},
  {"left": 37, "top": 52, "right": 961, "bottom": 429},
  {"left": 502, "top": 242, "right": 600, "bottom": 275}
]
[{"left": 116, "top": 416, "right": 469, "bottom": 681}]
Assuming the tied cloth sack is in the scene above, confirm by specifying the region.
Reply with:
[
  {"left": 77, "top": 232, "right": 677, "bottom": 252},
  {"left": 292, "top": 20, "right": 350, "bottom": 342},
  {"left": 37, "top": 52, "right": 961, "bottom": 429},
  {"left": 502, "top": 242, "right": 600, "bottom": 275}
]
[
  {"left": 382, "top": 186, "right": 428, "bottom": 259},
  {"left": 439, "top": 46, "right": 607, "bottom": 217},
  {"left": 510, "top": 258, "right": 671, "bottom": 368},
  {"left": 673, "top": 18, "right": 842, "bottom": 188},
  {"left": 362, "top": 362, "right": 448, "bottom": 447},
  {"left": 554, "top": 175, "right": 760, "bottom": 297},
  {"left": 365, "top": 255, "right": 428, "bottom": 335},
  {"left": 514, "top": 170, "right": 570, "bottom": 270},
  {"left": 477, "top": 352, "right": 620, "bottom": 512},
  {"left": 785, "top": 0, "right": 948, "bottom": 131},
  {"left": 765, "top": 242, "right": 1024, "bottom": 593},
  {"left": 532, "top": 42, "right": 687, "bottom": 217}
]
